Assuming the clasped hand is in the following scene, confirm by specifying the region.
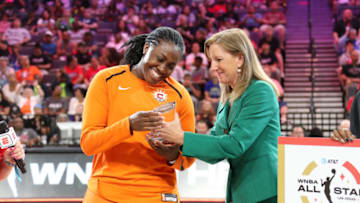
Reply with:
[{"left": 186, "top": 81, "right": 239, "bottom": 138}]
[{"left": 129, "top": 111, "right": 184, "bottom": 161}]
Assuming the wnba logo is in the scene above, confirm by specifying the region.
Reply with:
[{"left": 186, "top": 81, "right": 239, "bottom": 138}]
[{"left": 297, "top": 159, "right": 360, "bottom": 202}]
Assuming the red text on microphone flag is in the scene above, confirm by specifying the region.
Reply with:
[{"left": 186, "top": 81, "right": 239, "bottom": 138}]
[{"left": 1, "top": 137, "right": 9, "bottom": 145}]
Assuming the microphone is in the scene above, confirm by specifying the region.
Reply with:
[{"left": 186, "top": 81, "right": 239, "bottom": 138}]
[{"left": 0, "top": 121, "right": 26, "bottom": 174}]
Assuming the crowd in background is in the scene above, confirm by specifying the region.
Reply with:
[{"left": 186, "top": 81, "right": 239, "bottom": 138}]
[{"left": 0, "top": 0, "right": 288, "bottom": 147}]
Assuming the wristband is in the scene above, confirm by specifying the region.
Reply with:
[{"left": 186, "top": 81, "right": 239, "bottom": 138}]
[{"left": 167, "top": 159, "right": 176, "bottom": 166}]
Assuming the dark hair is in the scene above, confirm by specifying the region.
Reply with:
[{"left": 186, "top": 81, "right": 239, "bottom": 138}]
[
  {"left": 120, "top": 27, "right": 185, "bottom": 69},
  {"left": 309, "top": 127, "right": 323, "bottom": 137},
  {"left": 66, "top": 55, "right": 76, "bottom": 65},
  {"left": 106, "top": 47, "right": 121, "bottom": 66},
  {"left": 195, "top": 56, "right": 203, "bottom": 63}
]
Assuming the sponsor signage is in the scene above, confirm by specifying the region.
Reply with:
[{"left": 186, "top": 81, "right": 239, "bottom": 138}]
[
  {"left": 278, "top": 137, "right": 360, "bottom": 203},
  {"left": 0, "top": 147, "right": 228, "bottom": 200}
]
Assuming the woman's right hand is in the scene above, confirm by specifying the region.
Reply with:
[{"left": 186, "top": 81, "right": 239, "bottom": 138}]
[
  {"left": 3, "top": 141, "right": 25, "bottom": 165},
  {"left": 331, "top": 128, "right": 356, "bottom": 143},
  {"left": 129, "top": 111, "right": 164, "bottom": 131}
]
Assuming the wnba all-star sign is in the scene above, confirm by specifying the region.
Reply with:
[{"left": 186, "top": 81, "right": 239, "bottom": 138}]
[{"left": 278, "top": 137, "right": 360, "bottom": 203}]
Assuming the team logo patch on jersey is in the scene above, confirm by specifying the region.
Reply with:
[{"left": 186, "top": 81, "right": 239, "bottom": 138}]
[
  {"left": 161, "top": 193, "right": 178, "bottom": 202},
  {"left": 154, "top": 90, "right": 167, "bottom": 102}
]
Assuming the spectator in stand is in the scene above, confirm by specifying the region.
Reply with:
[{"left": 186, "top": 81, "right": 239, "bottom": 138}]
[
  {"left": 258, "top": 27, "right": 284, "bottom": 77},
  {"left": 2, "top": 18, "right": 31, "bottom": 46},
  {"left": 84, "top": 57, "right": 105, "bottom": 87},
  {"left": 15, "top": 82, "right": 44, "bottom": 116},
  {"left": 10, "top": 116, "right": 41, "bottom": 148},
  {"left": 30, "top": 44, "right": 52, "bottom": 73},
  {"left": 194, "top": 3, "right": 211, "bottom": 29},
  {"left": 39, "top": 115, "right": 61, "bottom": 145},
  {"left": 68, "top": 87, "right": 86, "bottom": 122},
  {"left": 88, "top": 0, "right": 106, "bottom": 19},
  {"left": 183, "top": 73, "right": 202, "bottom": 105},
  {"left": 16, "top": 55, "right": 42, "bottom": 84},
  {"left": 51, "top": 0, "right": 66, "bottom": 19},
  {"left": 176, "top": 15, "right": 194, "bottom": 49},
  {"left": 260, "top": 41, "right": 279, "bottom": 80},
  {"left": 121, "top": 7, "right": 139, "bottom": 33},
  {"left": 194, "top": 28, "right": 207, "bottom": 52},
  {"left": 136, "top": 19, "right": 151, "bottom": 35},
  {"left": 207, "top": 0, "right": 227, "bottom": 18},
  {"left": 74, "top": 42, "right": 92, "bottom": 66},
  {"left": 64, "top": 55, "right": 84, "bottom": 88},
  {"left": 191, "top": 56, "right": 208, "bottom": 89},
  {"left": 0, "top": 40, "right": 9, "bottom": 57},
  {"left": 106, "top": 32, "right": 127, "bottom": 53},
  {"left": 41, "top": 31, "right": 57, "bottom": 57},
  {"left": 35, "top": 10, "right": 55, "bottom": 35},
  {"left": 204, "top": 68, "right": 221, "bottom": 106},
  {"left": 69, "top": 21, "right": 87, "bottom": 45},
  {"left": 290, "top": 125, "right": 305, "bottom": 137},
  {"left": 260, "top": 2, "right": 286, "bottom": 46},
  {"left": 241, "top": 6, "right": 262, "bottom": 36},
  {"left": 337, "top": 28, "right": 360, "bottom": 54},
  {"left": 309, "top": 127, "right": 323, "bottom": 138},
  {"left": 341, "top": 50, "right": 360, "bottom": 98},
  {"left": 196, "top": 99, "right": 216, "bottom": 127},
  {"left": 8, "top": 43, "right": 20, "bottom": 67},
  {"left": 247, "top": 0, "right": 268, "bottom": 10},
  {"left": 186, "top": 42, "right": 208, "bottom": 68},
  {"left": 333, "top": 9, "right": 359, "bottom": 46},
  {"left": 43, "top": 84, "right": 68, "bottom": 119},
  {"left": 0, "top": 14, "right": 11, "bottom": 38},
  {"left": 0, "top": 57, "right": 14, "bottom": 87},
  {"left": 170, "top": 59, "right": 185, "bottom": 83},
  {"left": 53, "top": 70, "right": 73, "bottom": 98},
  {"left": 0, "top": 90, "right": 10, "bottom": 121},
  {"left": 78, "top": 9, "right": 98, "bottom": 32},
  {"left": 342, "top": 50, "right": 360, "bottom": 87},
  {"left": 2, "top": 73, "right": 21, "bottom": 104},
  {"left": 337, "top": 41, "right": 360, "bottom": 87},
  {"left": 205, "top": 18, "right": 217, "bottom": 39},
  {"left": 82, "top": 31, "right": 98, "bottom": 56},
  {"left": 55, "top": 9, "right": 74, "bottom": 32},
  {"left": 338, "top": 40, "right": 360, "bottom": 66},
  {"left": 178, "top": 5, "right": 196, "bottom": 27},
  {"left": 264, "top": 67, "right": 287, "bottom": 124},
  {"left": 115, "top": 20, "right": 130, "bottom": 41},
  {"left": 195, "top": 119, "right": 210, "bottom": 134},
  {"left": 99, "top": 47, "right": 120, "bottom": 67},
  {"left": 56, "top": 31, "right": 74, "bottom": 61}
]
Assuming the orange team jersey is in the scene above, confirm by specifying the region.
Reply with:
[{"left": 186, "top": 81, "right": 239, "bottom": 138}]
[
  {"left": 16, "top": 65, "right": 41, "bottom": 82},
  {"left": 81, "top": 65, "right": 196, "bottom": 203}
]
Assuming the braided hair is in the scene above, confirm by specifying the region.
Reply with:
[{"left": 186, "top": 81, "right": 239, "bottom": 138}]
[{"left": 121, "top": 27, "right": 185, "bottom": 69}]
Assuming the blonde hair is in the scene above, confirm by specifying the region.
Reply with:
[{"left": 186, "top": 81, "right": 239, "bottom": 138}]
[{"left": 204, "top": 28, "right": 279, "bottom": 104}]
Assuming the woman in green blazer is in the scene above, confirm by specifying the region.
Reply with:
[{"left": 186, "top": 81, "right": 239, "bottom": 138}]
[{"left": 154, "top": 28, "right": 281, "bottom": 203}]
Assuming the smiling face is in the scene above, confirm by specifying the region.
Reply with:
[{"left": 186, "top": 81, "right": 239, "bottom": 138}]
[
  {"left": 140, "top": 41, "right": 182, "bottom": 85},
  {"left": 208, "top": 43, "right": 243, "bottom": 87}
]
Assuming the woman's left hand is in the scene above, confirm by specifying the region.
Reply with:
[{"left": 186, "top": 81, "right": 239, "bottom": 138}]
[{"left": 146, "top": 135, "right": 180, "bottom": 161}]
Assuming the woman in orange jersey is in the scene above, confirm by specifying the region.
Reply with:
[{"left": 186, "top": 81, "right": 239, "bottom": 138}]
[{"left": 81, "top": 27, "right": 196, "bottom": 203}]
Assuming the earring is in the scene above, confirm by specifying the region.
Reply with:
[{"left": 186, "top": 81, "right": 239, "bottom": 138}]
[{"left": 237, "top": 68, "right": 242, "bottom": 73}]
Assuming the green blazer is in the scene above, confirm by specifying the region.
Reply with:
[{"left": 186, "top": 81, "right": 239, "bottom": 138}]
[{"left": 182, "top": 80, "right": 280, "bottom": 203}]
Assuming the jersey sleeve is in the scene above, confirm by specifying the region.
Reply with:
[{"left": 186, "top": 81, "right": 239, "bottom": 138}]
[
  {"left": 80, "top": 71, "right": 132, "bottom": 156},
  {"left": 170, "top": 86, "right": 196, "bottom": 170}
]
